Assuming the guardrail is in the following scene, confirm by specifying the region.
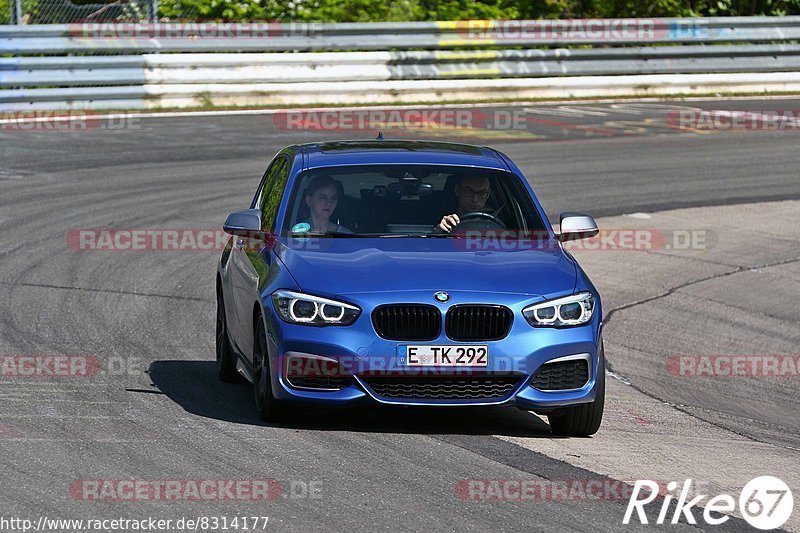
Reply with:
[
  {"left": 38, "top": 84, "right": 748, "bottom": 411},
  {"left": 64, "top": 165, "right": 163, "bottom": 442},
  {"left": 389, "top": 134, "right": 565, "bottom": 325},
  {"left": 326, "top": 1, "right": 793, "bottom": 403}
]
[{"left": 2, "top": 17, "right": 800, "bottom": 110}]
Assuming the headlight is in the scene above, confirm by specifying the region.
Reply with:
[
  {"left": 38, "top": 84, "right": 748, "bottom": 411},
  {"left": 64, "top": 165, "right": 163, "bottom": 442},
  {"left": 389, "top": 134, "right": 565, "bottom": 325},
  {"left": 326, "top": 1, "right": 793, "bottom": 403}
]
[
  {"left": 523, "top": 292, "right": 595, "bottom": 327},
  {"left": 272, "top": 290, "right": 360, "bottom": 326}
]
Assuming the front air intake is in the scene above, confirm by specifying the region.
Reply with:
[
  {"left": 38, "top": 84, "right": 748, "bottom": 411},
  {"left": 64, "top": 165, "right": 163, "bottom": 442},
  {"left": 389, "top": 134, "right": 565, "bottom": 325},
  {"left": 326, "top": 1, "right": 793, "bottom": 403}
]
[
  {"left": 530, "top": 359, "right": 590, "bottom": 391},
  {"left": 445, "top": 305, "right": 512, "bottom": 341},
  {"left": 372, "top": 304, "right": 441, "bottom": 341}
]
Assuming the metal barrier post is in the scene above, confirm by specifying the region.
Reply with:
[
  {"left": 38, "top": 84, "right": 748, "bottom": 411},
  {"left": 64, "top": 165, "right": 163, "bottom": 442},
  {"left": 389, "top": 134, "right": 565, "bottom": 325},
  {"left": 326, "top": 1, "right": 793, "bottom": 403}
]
[{"left": 150, "top": 0, "right": 159, "bottom": 23}]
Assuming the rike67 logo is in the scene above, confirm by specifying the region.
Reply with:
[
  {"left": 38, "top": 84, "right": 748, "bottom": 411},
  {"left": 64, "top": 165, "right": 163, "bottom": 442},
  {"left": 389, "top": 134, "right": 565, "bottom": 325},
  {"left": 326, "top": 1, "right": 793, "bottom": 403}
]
[{"left": 624, "top": 476, "right": 793, "bottom": 530}]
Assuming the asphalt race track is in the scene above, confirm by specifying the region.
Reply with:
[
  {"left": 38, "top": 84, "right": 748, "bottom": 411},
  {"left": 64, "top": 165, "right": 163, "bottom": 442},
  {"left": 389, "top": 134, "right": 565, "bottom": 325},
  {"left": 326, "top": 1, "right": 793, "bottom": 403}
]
[{"left": 0, "top": 97, "right": 798, "bottom": 531}]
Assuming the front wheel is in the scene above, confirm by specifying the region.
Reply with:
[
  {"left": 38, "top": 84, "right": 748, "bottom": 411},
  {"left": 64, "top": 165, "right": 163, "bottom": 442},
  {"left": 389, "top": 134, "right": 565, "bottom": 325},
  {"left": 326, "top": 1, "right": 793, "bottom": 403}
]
[
  {"left": 216, "top": 289, "right": 240, "bottom": 383},
  {"left": 548, "top": 341, "right": 605, "bottom": 437},
  {"left": 253, "top": 317, "right": 287, "bottom": 422}
]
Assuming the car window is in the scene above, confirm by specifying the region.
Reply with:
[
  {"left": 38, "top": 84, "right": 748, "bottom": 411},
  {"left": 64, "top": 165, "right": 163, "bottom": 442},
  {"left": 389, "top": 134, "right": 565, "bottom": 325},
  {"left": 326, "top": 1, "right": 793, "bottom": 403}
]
[
  {"left": 253, "top": 157, "right": 284, "bottom": 211},
  {"left": 261, "top": 157, "right": 290, "bottom": 232},
  {"left": 281, "top": 164, "right": 546, "bottom": 236},
  {"left": 251, "top": 162, "right": 275, "bottom": 210}
]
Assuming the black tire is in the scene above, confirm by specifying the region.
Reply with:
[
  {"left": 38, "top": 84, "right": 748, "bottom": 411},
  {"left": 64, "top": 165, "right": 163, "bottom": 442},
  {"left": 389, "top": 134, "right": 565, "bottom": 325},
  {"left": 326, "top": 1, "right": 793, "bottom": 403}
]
[
  {"left": 548, "top": 341, "right": 605, "bottom": 437},
  {"left": 216, "top": 289, "right": 240, "bottom": 383},
  {"left": 253, "top": 316, "right": 287, "bottom": 421}
]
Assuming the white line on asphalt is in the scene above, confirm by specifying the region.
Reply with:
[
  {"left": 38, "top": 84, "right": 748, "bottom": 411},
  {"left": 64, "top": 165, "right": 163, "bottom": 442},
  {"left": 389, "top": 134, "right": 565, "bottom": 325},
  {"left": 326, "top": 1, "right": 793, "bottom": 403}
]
[{"left": 2, "top": 95, "right": 800, "bottom": 125}]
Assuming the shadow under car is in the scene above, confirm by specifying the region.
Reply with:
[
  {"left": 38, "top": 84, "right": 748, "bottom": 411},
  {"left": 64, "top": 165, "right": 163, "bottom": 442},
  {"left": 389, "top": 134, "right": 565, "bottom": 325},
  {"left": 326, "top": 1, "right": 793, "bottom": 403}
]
[{"left": 147, "top": 359, "right": 559, "bottom": 437}]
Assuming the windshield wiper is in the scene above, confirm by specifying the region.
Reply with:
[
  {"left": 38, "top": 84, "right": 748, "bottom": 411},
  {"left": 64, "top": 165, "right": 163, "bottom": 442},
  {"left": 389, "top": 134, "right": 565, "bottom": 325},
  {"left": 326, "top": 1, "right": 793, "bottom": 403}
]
[
  {"left": 370, "top": 233, "right": 465, "bottom": 238},
  {"left": 291, "top": 231, "right": 365, "bottom": 238},
  {"left": 424, "top": 232, "right": 463, "bottom": 238},
  {"left": 291, "top": 232, "right": 463, "bottom": 238}
]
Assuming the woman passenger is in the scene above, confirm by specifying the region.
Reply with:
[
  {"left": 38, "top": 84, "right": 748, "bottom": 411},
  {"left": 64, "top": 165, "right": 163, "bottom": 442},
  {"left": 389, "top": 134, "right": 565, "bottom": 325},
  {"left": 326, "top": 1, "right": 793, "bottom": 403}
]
[{"left": 300, "top": 176, "right": 352, "bottom": 234}]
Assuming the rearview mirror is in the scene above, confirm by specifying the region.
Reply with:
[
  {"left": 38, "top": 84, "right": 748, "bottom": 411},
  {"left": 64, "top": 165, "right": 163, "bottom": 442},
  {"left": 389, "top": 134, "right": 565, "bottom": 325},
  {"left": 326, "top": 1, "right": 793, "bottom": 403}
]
[
  {"left": 557, "top": 212, "right": 599, "bottom": 242},
  {"left": 388, "top": 173, "right": 432, "bottom": 198},
  {"left": 223, "top": 209, "right": 263, "bottom": 237}
]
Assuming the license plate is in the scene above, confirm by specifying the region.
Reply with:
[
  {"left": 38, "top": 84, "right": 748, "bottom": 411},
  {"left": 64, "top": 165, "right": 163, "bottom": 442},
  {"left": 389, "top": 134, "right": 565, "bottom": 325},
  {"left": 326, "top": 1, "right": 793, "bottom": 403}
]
[{"left": 400, "top": 345, "right": 488, "bottom": 367}]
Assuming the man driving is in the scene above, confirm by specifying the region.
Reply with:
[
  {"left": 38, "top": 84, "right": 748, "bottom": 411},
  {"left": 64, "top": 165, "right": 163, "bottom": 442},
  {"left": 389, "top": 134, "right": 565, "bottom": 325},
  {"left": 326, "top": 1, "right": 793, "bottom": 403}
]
[{"left": 437, "top": 175, "right": 492, "bottom": 232}]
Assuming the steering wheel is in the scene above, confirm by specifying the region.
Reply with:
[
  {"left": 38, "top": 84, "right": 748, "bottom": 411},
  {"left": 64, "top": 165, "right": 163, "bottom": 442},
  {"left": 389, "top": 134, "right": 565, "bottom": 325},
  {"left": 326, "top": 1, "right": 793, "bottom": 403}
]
[{"left": 454, "top": 211, "right": 506, "bottom": 231}]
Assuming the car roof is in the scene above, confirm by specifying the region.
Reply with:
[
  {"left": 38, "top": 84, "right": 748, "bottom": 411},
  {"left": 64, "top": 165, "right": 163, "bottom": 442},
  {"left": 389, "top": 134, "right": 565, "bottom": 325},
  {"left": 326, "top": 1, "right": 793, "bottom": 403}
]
[{"left": 296, "top": 140, "right": 510, "bottom": 171}]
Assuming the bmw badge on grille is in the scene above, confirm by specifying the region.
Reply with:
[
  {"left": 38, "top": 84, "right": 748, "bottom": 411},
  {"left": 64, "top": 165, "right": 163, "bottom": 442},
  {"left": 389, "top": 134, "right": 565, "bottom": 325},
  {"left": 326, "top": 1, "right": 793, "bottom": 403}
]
[{"left": 434, "top": 291, "right": 450, "bottom": 303}]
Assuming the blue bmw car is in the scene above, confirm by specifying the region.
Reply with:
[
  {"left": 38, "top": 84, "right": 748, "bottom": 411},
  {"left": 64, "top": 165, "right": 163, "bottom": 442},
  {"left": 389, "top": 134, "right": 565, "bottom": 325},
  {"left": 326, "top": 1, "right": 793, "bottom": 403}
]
[{"left": 216, "top": 139, "right": 605, "bottom": 436}]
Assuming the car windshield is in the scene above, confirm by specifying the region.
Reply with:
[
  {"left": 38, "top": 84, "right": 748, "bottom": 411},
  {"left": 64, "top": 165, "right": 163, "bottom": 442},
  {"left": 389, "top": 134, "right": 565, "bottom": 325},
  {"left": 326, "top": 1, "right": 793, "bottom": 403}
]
[{"left": 281, "top": 164, "right": 547, "bottom": 237}]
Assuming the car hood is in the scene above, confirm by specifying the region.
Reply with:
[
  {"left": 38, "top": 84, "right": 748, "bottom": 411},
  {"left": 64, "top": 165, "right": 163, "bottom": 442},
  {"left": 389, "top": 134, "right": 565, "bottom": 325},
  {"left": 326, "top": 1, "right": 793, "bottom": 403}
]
[{"left": 275, "top": 237, "right": 576, "bottom": 298}]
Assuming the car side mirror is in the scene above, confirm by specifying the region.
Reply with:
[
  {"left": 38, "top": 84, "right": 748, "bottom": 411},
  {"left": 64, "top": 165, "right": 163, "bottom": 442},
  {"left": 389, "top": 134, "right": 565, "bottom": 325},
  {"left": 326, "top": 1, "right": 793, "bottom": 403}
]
[
  {"left": 223, "top": 209, "right": 263, "bottom": 237},
  {"left": 557, "top": 212, "right": 599, "bottom": 242}
]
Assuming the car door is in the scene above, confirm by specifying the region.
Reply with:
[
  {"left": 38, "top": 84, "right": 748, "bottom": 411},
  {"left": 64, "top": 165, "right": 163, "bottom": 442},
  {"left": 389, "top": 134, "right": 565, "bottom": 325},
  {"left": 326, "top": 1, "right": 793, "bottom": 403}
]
[
  {"left": 228, "top": 157, "right": 280, "bottom": 352},
  {"left": 229, "top": 155, "right": 290, "bottom": 356}
]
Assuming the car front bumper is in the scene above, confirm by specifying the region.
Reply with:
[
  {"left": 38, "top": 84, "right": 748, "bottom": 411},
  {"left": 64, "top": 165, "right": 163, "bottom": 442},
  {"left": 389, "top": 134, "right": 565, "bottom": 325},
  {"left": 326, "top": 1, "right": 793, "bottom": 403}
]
[{"left": 263, "top": 290, "right": 602, "bottom": 411}]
